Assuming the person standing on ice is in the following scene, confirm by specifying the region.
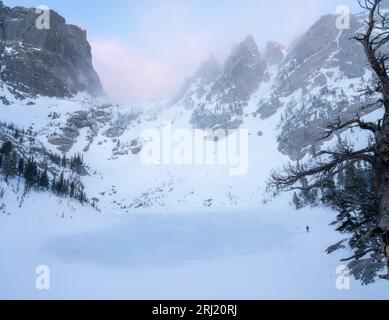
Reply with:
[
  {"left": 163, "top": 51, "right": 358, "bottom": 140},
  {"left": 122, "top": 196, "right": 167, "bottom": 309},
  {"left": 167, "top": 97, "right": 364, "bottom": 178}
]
[{"left": 306, "top": 226, "right": 310, "bottom": 233}]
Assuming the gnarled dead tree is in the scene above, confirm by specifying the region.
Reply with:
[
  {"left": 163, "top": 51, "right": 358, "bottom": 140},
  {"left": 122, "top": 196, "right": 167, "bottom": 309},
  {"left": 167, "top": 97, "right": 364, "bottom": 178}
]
[{"left": 269, "top": 0, "right": 389, "bottom": 282}]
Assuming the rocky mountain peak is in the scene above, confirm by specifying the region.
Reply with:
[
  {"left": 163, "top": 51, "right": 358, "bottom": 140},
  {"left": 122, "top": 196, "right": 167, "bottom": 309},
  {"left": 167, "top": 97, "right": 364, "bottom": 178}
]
[
  {"left": 186, "top": 35, "right": 267, "bottom": 130},
  {"left": 274, "top": 12, "right": 366, "bottom": 95},
  {"left": 229, "top": 34, "right": 260, "bottom": 67},
  {"left": 207, "top": 34, "right": 265, "bottom": 105},
  {"left": 264, "top": 41, "right": 285, "bottom": 66},
  {"left": 0, "top": 2, "right": 103, "bottom": 98},
  {"left": 241, "top": 34, "right": 257, "bottom": 49},
  {"left": 194, "top": 56, "right": 222, "bottom": 84}
]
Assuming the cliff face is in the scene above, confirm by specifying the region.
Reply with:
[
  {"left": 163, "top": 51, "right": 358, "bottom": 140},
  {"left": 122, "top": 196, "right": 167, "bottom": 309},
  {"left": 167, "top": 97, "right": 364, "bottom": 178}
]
[
  {"left": 0, "top": 1, "right": 103, "bottom": 98},
  {"left": 256, "top": 13, "right": 377, "bottom": 160}
]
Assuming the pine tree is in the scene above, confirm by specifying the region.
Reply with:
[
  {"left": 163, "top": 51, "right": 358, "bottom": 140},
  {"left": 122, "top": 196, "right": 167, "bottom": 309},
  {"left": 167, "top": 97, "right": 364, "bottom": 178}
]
[
  {"left": 51, "top": 175, "right": 57, "bottom": 193},
  {"left": 24, "top": 158, "right": 38, "bottom": 189},
  {"left": 69, "top": 181, "right": 75, "bottom": 198},
  {"left": 3, "top": 151, "right": 17, "bottom": 182},
  {"left": 61, "top": 154, "right": 67, "bottom": 167},
  {"left": 55, "top": 172, "right": 66, "bottom": 195},
  {"left": 39, "top": 167, "right": 49, "bottom": 189},
  {"left": 300, "top": 177, "right": 318, "bottom": 207},
  {"left": 0, "top": 141, "right": 13, "bottom": 156},
  {"left": 292, "top": 192, "right": 304, "bottom": 210},
  {"left": 17, "top": 158, "right": 25, "bottom": 177},
  {"left": 70, "top": 153, "right": 85, "bottom": 175}
]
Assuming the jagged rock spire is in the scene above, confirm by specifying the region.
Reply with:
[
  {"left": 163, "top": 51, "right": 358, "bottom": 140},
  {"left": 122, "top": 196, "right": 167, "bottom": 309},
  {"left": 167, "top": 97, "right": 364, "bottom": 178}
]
[{"left": 208, "top": 34, "right": 266, "bottom": 104}]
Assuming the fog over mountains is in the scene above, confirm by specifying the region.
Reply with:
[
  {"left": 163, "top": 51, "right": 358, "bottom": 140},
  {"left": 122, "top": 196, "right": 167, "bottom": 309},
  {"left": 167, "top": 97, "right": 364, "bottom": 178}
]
[{"left": 175, "top": 12, "right": 375, "bottom": 160}]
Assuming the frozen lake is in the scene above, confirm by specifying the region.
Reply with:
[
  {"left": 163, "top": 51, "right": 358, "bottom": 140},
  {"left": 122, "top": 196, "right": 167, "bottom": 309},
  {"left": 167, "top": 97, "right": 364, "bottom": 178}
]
[
  {"left": 1, "top": 209, "right": 388, "bottom": 300},
  {"left": 46, "top": 213, "right": 292, "bottom": 268}
]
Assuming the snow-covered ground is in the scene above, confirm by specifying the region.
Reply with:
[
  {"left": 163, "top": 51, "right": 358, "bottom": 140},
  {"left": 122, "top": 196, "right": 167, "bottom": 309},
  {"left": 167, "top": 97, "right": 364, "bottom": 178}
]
[{"left": 1, "top": 190, "right": 388, "bottom": 299}]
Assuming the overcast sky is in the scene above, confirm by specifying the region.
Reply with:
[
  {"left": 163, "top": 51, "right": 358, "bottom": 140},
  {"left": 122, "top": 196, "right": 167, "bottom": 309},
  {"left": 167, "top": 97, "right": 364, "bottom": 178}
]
[{"left": 4, "top": 0, "right": 363, "bottom": 104}]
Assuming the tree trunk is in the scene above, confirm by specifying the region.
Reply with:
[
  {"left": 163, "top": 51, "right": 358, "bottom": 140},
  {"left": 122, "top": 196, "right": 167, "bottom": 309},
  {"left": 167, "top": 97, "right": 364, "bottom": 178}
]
[
  {"left": 376, "top": 112, "right": 389, "bottom": 274},
  {"left": 376, "top": 107, "right": 389, "bottom": 225}
]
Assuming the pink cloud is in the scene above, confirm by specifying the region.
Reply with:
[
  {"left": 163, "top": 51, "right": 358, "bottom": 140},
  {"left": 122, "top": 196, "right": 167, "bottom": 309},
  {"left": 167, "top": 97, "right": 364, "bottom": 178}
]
[
  {"left": 91, "top": 36, "right": 220, "bottom": 104},
  {"left": 91, "top": 39, "right": 179, "bottom": 104},
  {"left": 90, "top": 1, "right": 216, "bottom": 104}
]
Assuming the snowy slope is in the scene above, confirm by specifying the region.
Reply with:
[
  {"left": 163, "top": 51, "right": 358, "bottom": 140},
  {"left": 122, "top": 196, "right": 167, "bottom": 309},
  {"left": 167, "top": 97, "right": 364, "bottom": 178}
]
[{"left": 0, "top": 71, "right": 289, "bottom": 214}]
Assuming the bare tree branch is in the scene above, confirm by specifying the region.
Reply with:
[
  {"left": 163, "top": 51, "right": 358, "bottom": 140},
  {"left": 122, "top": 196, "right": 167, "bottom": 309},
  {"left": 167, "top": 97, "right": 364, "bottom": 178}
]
[
  {"left": 355, "top": 0, "right": 389, "bottom": 113},
  {"left": 269, "top": 144, "right": 375, "bottom": 192},
  {"left": 319, "top": 115, "right": 379, "bottom": 141}
]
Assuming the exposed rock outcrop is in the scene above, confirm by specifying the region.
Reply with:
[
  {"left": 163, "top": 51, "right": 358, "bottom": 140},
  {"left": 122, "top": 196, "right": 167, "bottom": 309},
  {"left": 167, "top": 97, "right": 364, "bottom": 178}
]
[
  {"left": 263, "top": 41, "right": 285, "bottom": 66},
  {"left": 175, "top": 35, "right": 267, "bottom": 130},
  {"left": 207, "top": 35, "right": 266, "bottom": 105},
  {"left": 0, "top": 1, "right": 103, "bottom": 98},
  {"left": 257, "top": 13, "right": 376, "bottom": 160}
]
